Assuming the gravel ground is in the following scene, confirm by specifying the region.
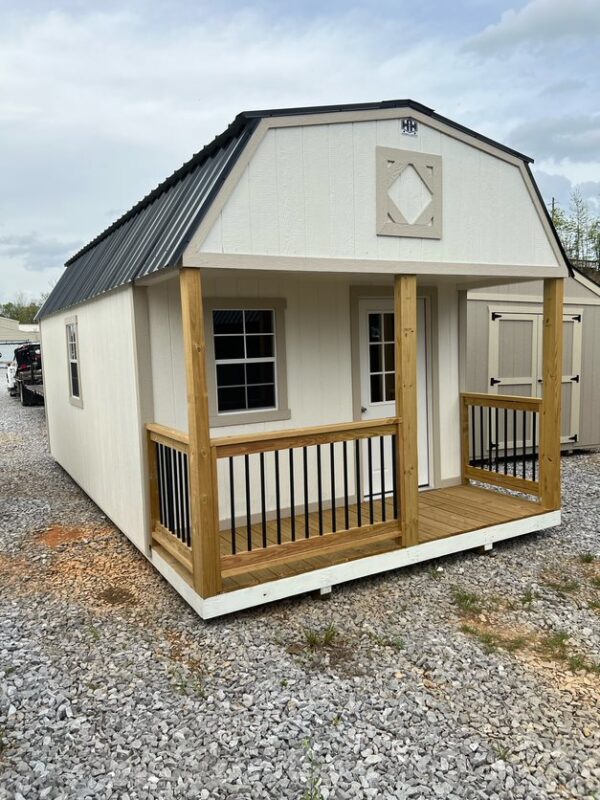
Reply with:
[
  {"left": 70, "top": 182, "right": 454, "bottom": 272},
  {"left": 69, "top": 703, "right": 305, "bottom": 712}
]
[{"left": 1, "top": 371, "right": 600, "bottom": 800}]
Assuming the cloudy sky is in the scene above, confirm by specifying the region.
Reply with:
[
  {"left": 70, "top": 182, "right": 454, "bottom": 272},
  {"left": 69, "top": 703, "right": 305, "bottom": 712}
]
[{"left": 0, "top": 0, "right": 599, "bottom": 302}]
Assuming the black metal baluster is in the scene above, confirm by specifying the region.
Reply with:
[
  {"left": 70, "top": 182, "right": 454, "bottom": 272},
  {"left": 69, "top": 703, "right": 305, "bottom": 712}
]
[
  {"left": 531, "top": 411, "right": 537, "bottom": 480},
  {"left": 229, "top": 456, "right": 236, "bottom": 555},
  {"left": 503, "top": 409, "right": 508, "bottom": 475},
  {"left": 260, "top": 452, "right": 267, "bottom": 549},
  {"left": 470, "top": 405, "right": 476, "bottom": 465},
  {"left": 330, "top": 442, "right": 336, "bottom": 533},
  {"left": 494, "top": 408, "right": 499, "bottom": 473},
  {"left": 522, "top": 410, "right": 527, "bottom": 479},
  {"left": 380, "top": 436, "right": 386, "bottom": 522},
  {"left": 289, "top": 449, "right": 296, "bottom": 542},
  {"left": 367, "top": 437, "right": 374, "bottom": 524},
  {"left": 343, "top": 440, "right": 349, "bottom": 530},
  {"left": 157, "top": 444, "right": 165, "bottom": 528},
  {"left": 317, "top": 445, "right": 323, "bottom": 535},
  {"left": 355, "top": 439, "right": 362, "bottom": 527},
  {"left": 512, "top": 409, "right": 517, "bottom": 477},
  {"left": 245, "top": 453, "right": 252, "bottom": 551},
  {"left": 163, "top": 445, "right": 172, "bottom": 533},
  {"left": 488, "top": 407, "right": 493, "bottom": 472},
  {"left": 174, "top": 450, "right": 181, "bottom": 540},
  {"left": 275, "top": 450, "right": 282, "bottom": 545},
  {"left": 479, "top": 406, "right": 484, "bottom": 469},
  {"left": 183, "top": 452, "right": 190, "bottom": 546},
  {"left": 391, "top": 434, "right": 398, "bottom": 519},
  {"left": 303, "top": 446, "right": 309, "bottom": 539}
]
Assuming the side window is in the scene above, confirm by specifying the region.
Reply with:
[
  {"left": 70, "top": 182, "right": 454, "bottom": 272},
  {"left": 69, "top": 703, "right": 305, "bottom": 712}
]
[
  {"left": 66, "top": 320, "right": 82, "bottom": 405},
  {"left": 213, "top": 309, "right": 276, "bottom": 413}
]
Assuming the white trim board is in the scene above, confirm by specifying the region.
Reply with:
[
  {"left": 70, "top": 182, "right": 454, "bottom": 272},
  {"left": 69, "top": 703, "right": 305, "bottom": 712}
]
[{"left": 152, "top": 511, "right": 560, "bottom": 619}]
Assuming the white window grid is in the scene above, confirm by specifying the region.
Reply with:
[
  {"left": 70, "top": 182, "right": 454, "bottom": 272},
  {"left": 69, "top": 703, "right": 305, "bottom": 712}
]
[
  {"left": 213, "top": 309, "right": 277, "bottom": 413},
  {"left": 66, "top": 322, "right": 80, "bottom": 398},
  {"left": 368, "top": 312, "right": 395, "bottom": 404}
]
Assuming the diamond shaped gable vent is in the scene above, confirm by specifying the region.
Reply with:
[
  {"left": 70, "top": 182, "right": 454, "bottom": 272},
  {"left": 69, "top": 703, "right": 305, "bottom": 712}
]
[
  {"left": 376, "top": 146, "right": 442, "bottom": 239},
  {"left": 388, "top": 164, "right": 433, "bottom": 225}
]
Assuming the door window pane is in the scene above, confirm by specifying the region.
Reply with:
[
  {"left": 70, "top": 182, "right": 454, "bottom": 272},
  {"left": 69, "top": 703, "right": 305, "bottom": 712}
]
[
  {"left": 369, "top": 313, "right": 382, "bottom": 342},
  {"left": 370, "top": 373, "right": 383, "bottom": 403}
]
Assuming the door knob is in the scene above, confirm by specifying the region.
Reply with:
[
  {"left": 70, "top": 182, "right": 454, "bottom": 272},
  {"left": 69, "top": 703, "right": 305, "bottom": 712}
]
[{"left": 361, "top": 406, "right": 367, "bottom": 413}]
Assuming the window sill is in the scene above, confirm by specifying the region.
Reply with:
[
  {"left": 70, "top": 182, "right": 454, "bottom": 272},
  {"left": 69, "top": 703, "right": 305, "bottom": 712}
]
[{"left": 209, "top": 408, "right": 291, "bottom": 428}]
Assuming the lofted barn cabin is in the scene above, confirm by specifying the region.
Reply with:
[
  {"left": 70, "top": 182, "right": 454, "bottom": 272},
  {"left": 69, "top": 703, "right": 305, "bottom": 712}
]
[{"left": 38, "top": 100, "right": 570, "bottom": 618}]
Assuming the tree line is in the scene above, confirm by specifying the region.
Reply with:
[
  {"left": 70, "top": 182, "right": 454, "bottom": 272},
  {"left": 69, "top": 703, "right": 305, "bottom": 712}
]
[
  {"left": 0, "top": 291, "right": 48, "bottom": 324},
  {"left": 551, "top": 189, "right": 600, "bottom": 269}
]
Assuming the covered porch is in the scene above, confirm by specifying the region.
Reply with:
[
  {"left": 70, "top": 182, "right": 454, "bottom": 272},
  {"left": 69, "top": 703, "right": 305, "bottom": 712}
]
[{"left": 143, "top": 269, "right": 563, "bottom": 618}]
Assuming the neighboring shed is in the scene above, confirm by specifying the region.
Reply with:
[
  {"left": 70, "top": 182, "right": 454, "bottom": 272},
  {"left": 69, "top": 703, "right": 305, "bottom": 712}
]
[
  {"left": 0, "top": 316, "right": 39, "bottom": 362},
  {"left": 466, "top": 269, "right": 600, "bottom": 450}
]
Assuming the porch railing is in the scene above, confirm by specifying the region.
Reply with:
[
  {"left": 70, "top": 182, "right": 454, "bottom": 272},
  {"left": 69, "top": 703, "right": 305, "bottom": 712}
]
[
  {"left": 460, "top": 392, "right": 541, "bottom": 497},
  {"left": 212, "top": 418, "right": 402, "bottom": 573},
  {"left": 147, "top": 424, "right": 193, "bottom": 574}
]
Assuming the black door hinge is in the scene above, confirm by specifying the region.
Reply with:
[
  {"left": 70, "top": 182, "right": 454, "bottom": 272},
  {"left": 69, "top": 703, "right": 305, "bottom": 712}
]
[
  {"left": 571, "top": 375, "right": 580, "bottom": 383},
  {"left": 490, "top": 377, "right": 501, "bottom": 386},
  {"left": 567, "top": 434, "right": 578, "bottom": 442},
  {"left": 572, "top": 314, "right": 582, "bottom": 322},
  {"left": 491, "top": 312, "right": 502, "bottom": 321}
]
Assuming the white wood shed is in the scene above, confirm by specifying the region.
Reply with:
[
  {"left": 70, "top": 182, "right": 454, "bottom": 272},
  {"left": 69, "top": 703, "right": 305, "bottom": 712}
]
[
  {"left": 38, "top": 100, "right": 570, "bottom": 618},
  {"left": 466, "top": 269, "right": 600, "bottom": 451}
]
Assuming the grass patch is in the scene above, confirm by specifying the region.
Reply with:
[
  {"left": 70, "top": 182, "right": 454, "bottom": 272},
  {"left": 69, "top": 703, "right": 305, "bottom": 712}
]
[
  {"left": 367, "top": 632, "right": 405, "bottom": 651},
  {"left": 520, "top": 588, "right": 538, "bottom": 608},
  {"left": 493, "top": 743, "right": 512, "bottom": 762},
  {"left": 590, "top": 576, "right": 600, "bottom": 590},
  {"left": 539, "top": 630, "right": 569, "bottom": 658},
  {"left": 461, "top": 623, "right": 528, "bottom": 655},
  {"left": 304, "top": 623, "right": 337, "bottom": 650},
  {"left": 538, "top": 631, "right": 600, "bottom": 674},
  {"left": 579, "top": 552, "right": 597, "bottom": 564},
  {"left": 542, "top": 576, "right": 580, "bottom": 595},
  {"left": 302, "top": 739, "right": 323, "bottom": 800},
  {"left": 451, "top": 587, "right": 483, "bottom": 615}
]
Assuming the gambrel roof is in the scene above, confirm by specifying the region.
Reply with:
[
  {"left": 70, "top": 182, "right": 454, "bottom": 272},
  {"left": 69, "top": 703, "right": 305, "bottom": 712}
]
[{"left": 38, "top": 99, "right": 569, "bottom": 320}]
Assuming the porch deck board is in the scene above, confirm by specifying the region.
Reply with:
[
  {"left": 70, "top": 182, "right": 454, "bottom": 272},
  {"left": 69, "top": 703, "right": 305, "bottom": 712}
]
[{"left": 219, "top": 484, "right": 545, "bottom": 592}]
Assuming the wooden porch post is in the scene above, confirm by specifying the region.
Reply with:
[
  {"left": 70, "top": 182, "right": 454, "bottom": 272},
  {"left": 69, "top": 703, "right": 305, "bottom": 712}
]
[
  {"left": 180, "top": 268, "right": 222, "bottom": 597},
  {"left": 394, "top": 275, "right": 419, "bottom": 547},
  {"left": 539, "top": 277, "right": 564, "bottom": 511}
]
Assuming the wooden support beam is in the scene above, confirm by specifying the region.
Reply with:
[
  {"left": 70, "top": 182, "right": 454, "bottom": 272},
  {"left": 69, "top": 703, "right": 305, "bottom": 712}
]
[
  {"left": 180, "top": 268, "right": 222, "bottom": 597},
  {"left": 147, "top": 429, "right": 161, "bottom": 532},
  {"left": 539, "top": 278, "right": 564, "bottom": 511},
  {"left": 394, "top": 275, "right": 419, "bottom": 547}
]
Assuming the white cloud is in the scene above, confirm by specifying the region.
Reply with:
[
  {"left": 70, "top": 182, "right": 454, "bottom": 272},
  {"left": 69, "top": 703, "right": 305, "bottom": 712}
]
[{"left": 466, "top": 0, "right": 600, "bottom": 52}]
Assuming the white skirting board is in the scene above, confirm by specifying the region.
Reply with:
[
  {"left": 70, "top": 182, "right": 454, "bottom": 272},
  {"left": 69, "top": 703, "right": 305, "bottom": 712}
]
[{"left": 151, "top": 511, "right": 561, "bottom": 620}]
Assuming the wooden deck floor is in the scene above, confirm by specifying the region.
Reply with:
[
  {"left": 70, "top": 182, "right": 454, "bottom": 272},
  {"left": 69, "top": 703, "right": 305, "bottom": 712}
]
[{"left": 217, "top": 484, "right": 545, "bottom": 592}]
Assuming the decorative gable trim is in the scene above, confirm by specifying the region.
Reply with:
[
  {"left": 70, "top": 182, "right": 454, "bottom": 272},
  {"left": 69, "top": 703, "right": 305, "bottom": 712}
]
[{"left": 376, "top": 147, "right": 442, "bottom": 239}]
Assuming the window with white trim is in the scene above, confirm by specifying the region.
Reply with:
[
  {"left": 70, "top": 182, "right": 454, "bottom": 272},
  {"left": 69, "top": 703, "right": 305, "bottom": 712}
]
[
  {"left": 213, "top": 309, "right": 277, "bottom": 413},
  {"left": 66, "top": 321, "right": 81, "bottom": 399}
]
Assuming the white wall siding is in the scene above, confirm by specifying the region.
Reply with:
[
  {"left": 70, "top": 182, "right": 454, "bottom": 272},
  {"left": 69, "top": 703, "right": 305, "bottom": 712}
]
[
  {"left": 196, "top": 120, "right": 558, "bottom": 269},
  {"left": 41, "top": 287, "right": 149, "bottom": 551},
  {"left": 147, "top": 277, "right": 188, "bottom": 432},
  {"left": 435, "top": 284, "right": 462, "bottom": 482}
]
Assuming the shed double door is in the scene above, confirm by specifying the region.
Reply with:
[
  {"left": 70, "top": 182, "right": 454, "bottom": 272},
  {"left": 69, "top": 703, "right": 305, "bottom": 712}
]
[{"left": 488, "top": 310, "right": 582, "bottom": 444}]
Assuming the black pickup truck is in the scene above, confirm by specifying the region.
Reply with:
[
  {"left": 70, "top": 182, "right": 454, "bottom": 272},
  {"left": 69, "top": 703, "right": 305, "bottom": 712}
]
[{"left": 12, "top": 342, "right": 44, "bottom": 406}]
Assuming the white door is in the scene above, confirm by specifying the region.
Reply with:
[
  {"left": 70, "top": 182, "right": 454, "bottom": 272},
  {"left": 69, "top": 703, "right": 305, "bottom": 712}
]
[
  {"left": 488, "top": 309, "right": 582, "bottom": 444},
  {"left": 359, "top": 297, "right": 430, "bottom": 491}
]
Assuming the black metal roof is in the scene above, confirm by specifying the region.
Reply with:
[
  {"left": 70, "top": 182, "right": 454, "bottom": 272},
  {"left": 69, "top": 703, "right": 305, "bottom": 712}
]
[{"left": 38, "top": 99, "right": 550, "bottom": 320}]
